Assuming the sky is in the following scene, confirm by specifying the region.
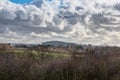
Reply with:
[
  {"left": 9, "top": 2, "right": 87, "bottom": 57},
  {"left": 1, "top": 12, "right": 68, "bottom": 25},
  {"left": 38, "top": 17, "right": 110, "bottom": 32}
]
[
  {"left": 10, "top": 0, "right": 33, "bottom": 4},
  {"left": 0, "top": 0, "right": 120, "bottom": 46}
]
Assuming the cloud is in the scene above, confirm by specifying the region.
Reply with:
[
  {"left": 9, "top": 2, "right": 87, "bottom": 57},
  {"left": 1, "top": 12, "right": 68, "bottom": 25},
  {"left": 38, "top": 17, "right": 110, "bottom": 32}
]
[{"left": 0, "top": 0, "right": 120, "bottom": 46}]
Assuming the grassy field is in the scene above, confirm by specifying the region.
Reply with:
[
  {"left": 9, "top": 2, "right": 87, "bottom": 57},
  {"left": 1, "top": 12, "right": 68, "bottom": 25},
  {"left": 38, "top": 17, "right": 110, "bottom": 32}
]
[{"left": 0, "top": 50, "right": 71, "bottom": 58}]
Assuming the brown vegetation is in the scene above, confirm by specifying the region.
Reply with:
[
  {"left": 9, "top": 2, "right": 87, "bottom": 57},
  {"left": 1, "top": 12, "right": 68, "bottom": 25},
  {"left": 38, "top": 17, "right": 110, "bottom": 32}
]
[{"left": 0, "top": 46, "right": 120, "bottom": 80}]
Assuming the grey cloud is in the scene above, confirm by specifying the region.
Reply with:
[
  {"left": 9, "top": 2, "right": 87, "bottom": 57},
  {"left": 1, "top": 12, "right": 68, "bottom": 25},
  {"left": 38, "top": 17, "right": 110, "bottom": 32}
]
[
  {"left": 31, "top": 0, "right": 43, "bottom": 7},
  {"left": 85, "top": 10, "right": 120, "bottom": 34},
  {"left": 75, "top": 6, "right": 84, "bottom": 10},
  {"left": 114, "top": 3, "right": 120, "bottom": 11}
]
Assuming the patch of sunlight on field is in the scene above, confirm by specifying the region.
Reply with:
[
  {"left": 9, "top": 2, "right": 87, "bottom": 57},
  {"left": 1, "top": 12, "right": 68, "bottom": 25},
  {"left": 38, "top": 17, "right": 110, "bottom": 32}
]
[
  {"left": 31, "top": 50, "right": 71, "bottom": 58},
  {"left": 46, "top": 52, "right": 71, "bottom": 58}
]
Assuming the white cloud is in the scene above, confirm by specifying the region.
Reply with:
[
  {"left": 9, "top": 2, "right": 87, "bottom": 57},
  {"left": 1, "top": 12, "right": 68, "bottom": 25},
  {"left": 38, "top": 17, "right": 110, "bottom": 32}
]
[{"left": 0, "top": 0, "right": 120, "bottom": 46}]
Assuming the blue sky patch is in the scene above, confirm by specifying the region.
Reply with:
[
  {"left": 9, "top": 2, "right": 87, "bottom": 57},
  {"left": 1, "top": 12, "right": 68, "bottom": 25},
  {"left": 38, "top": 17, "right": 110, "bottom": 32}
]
[{"left": 10, "top": 0, "right": 33, "bottom": 4}]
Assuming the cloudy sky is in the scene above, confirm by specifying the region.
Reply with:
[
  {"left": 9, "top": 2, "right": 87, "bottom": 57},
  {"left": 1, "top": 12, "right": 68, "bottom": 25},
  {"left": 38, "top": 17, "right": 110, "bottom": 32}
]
[{"left": 0, "top": 0, "right": 120, "bottom": 46}]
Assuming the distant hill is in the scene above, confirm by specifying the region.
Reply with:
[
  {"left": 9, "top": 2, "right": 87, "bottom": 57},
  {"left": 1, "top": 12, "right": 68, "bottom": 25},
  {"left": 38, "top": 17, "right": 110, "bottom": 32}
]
[{"left": 42, "top": 41, "right": 78, "bottom": 47}]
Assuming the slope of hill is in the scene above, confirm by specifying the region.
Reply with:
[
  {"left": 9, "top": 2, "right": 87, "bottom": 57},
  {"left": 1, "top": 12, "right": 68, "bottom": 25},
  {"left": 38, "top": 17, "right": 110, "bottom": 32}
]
[{"left": 42, "top": 41, "right": 78, "bottom": 47}]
